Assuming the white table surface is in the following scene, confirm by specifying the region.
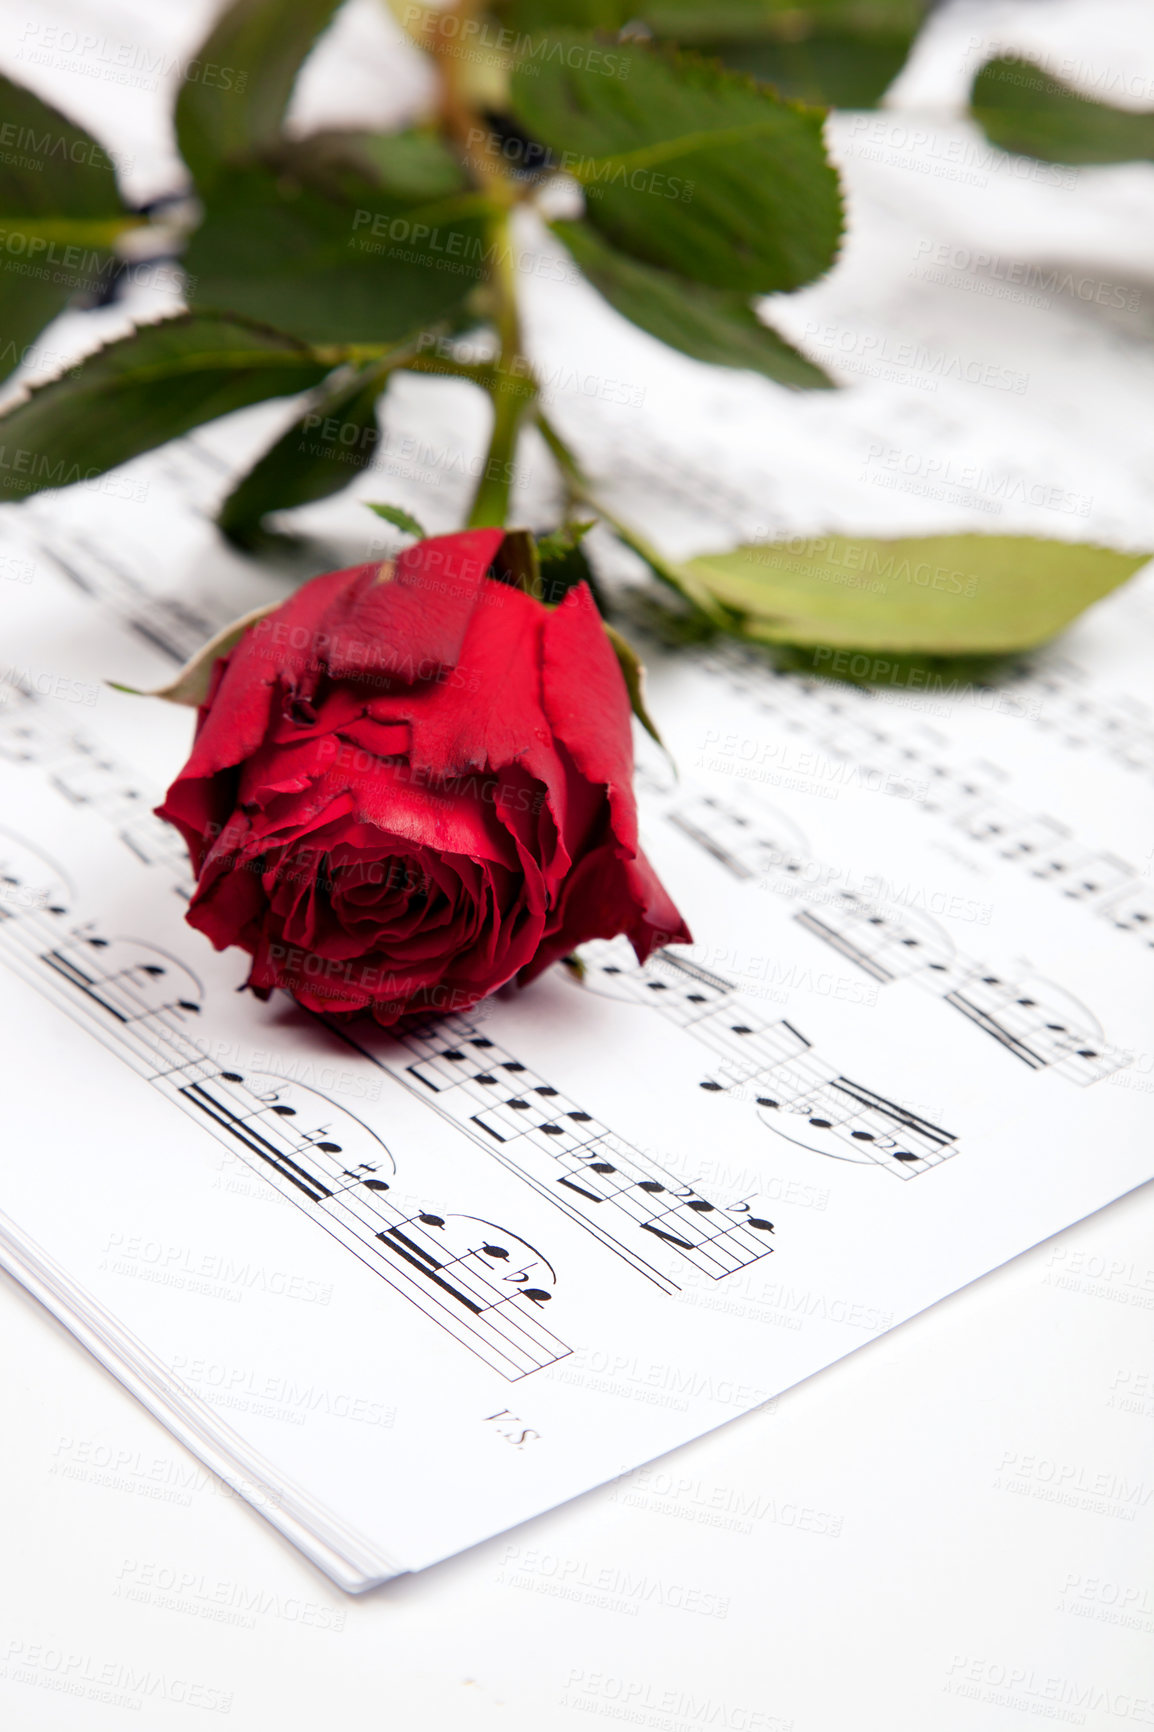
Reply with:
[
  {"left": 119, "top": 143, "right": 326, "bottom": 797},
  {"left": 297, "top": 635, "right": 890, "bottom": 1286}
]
[{"left": 1, "top": 1, "right": 1152, "bottom": 1727}]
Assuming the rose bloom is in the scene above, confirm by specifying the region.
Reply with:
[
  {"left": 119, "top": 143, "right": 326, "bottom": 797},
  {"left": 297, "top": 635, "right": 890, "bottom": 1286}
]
[{"left": 157, "top": 528, "right": 689, "bottom": 1025}]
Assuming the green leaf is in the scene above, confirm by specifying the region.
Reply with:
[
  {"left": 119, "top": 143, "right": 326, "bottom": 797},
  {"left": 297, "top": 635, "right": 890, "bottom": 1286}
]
[
  {"left": 553, "top": 219, "right": 832, "bottom": 386},
  {"left": 366, "top": 502, "right": 427, "bottom": 539},
  {"left": 680, "top": 534, "right": 1150, "bottom": 653},
  {"left": 0, "top": 313, "right": 332, "bottom": 499},
  {"left": 640, "top": 0, "right": 922, "bottom": 44},
  {"left": 175, "top": 0, "right": 346, "bottom": 188},
  {"left": 502, "top": 0, "right": 629, "bottom": 28},
  {"left": 0, "top": 75, "right": 140, "bottom": 380},
  {"left": 262, "top": 128, "right": 469, "bottom": 201},
  {"left": 185, "top": 165, "right": 488, "bottom": 345},
  {"left": 504, "top": 0, "right": 918, "bottom": 37},
  {"left": 971, "top": 57, "right": 1154, "bottom": 165},
  {"left": 603, "top": 621, "right": 665, "bottom": 747},
  {"left": 704, "top": 23, "right": 921, "bottom": 110},
  {"left": 0, "top": 75, "right": 131, "bottom": 220},
  {"left": 0, "top": 278, "right": 73, "bottom": 388},
  {"left": 218, "top": 363, "right": 387, "bottom": 545},
  {"left": 502, "top": 0, "right": 922, "bottom": 104},
  {"left": 509, "top": 34, "right": 843, "bottom": 294},
  {"left": 110, "top": 602, "right": 281, "bottom": 707}
]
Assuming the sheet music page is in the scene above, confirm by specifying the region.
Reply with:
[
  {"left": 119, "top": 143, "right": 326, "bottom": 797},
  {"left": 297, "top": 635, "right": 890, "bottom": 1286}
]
[
  {"left": 1, "top": 418, "right": 1151, "bottom": 1588},
  {"left": 1, "top": 0, "right": 1153, "bottom": 1594}
]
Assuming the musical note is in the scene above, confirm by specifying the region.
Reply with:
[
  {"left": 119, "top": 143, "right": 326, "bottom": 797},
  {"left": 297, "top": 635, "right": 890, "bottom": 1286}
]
[
  {"left": 32, "top": 528, "right": 219, "bottom": 667},
  {"left": 752, "top": 1071, "right": 954, "bottom": 1172},
  {"left": 41, "top": 931, "right": 203, "bottom": 1030},
  {"left": 0, "top": 721, "right": 779, "bottom": 1302},
  {"left": 667, "top": 793, "right": 809, "bottom": 883},
  {"left": 696, "top": 632, "right": 1154, "bottom": 790},
  {"left": 0, "top": 687, "right": 193, "bottom": 898},
  {"left": 1050, "top": 853, "right": 1135, "bottom": 903},
  {"left": 940, "top": 970, "right": 1117, "bottom": 1081},
  {"left": 579, "top": 937, "right": 957, "bottom": 1177},
  {"left": 659, "top": 779, "right": 1129, "bottom": 1086},
  {"left": 119, "top": 812, "right": 195, "bottom": 896},
  {"left": 1101, "top": 882, "right": 1154, "bottom": 942},
  {"left": 50, "top": 743, "right": 147, "bottom": 827},
  {"left": 341, "top": 1016, "right": 777, "bottom": 1287},
  {"left": 794, "top": 897, "right": 954, "bottom": 986},
  {"left": 793, "top": 891, "right": 1124, "bottom": 1084},
  {"left": 676, "top": 637, "right": 1150, "bottom": 945},
  {"left": 0, "top": 829, "right": 71, "bottom": 919},
  {"left": 954, "top": 803, "right": 1070, "bottom": 862},
  {"left": 177, "top": 1068, "right": 566, "bottom": 1375},
  {"left": 0, "top": 708, "right": 63, "bottom": 768},
  {"left": 1025, "top": 657, "right": 1154, "bottom": 778},
  {"left": 0, "top": 867, "right": 570, "bottom": 1380}
]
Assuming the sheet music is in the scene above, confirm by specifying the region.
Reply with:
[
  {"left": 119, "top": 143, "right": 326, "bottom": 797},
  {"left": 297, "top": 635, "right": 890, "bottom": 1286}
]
[{"left": 0, "top": 433, "right": 1151, "bottom": 1590}]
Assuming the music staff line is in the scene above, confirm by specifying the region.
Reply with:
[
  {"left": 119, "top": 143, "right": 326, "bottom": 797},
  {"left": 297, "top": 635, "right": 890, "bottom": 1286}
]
[
  {"left": 0, "top": 686, "right": 193, "bottom": 895},
  {"left": 0, "top": 677, "right": 947, "bottom": 1195},
  {"left": 333, "top": 1015, "right": 777, "bottom": 1291},
  {"left": 25, "top": 464, "right": 229, "bottom": 668},
  {"left": 0, "top": 720, "right": 780, "bottom": 1301},
  {"left": 691, "top": 640, "right": 1153, "bottom": 947},
  {"left": 697, "top": 633, "right": 1154, "bottom": 783},
  {"left": 1007, "top": 653, "right": 1154, "bottom": 781},
  {"left": 0, "top": 844, "right": 570, "bottom": 1380},
  {"left": 661, "top": 788, "right": 1127, "bottom": 1089},
  {"left": 575, "top": 938, "right": 957, "bottom": 1179}
]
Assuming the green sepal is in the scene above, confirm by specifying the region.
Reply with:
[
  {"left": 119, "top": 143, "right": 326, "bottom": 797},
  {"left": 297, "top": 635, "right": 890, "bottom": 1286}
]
[
  {"left": 365, "top": 503, "right": 428, "bottom": 539},
  {"left": 109, "top": 601, "right": 280, "bottom": 707},
  {"left": 603, "top": 622, "right": 666, "bottom": 750}
]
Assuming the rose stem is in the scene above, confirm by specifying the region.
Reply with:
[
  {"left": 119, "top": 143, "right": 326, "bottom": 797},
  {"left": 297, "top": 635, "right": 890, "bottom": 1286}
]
[
  {"left": 534, "top": 408, "right": 729, "bottom": 624},
  {"left": 418, "top": 0, "right": 538, "bottom": 531}
]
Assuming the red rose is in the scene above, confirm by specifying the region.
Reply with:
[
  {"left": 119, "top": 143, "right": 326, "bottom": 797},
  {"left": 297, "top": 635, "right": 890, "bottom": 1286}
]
[{"left": 157, "top": 529, "right": 690, "bottom": 1025}]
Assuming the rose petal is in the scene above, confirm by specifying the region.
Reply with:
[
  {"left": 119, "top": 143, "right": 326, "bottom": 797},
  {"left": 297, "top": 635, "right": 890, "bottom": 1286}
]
[{"left": 322, "top": 529, "right": 505, "bottom": 681}]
